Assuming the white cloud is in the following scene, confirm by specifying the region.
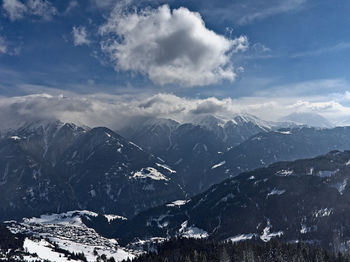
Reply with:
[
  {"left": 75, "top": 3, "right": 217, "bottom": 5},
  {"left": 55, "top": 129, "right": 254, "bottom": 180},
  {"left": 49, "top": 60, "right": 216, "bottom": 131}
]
[
  {"left": 0, "top": 35, "right": 22, "bottom": 55},
  {"left": 99, "top": 4, "right": 248, "bottom": 87},
  {"left": 3, "top": 89, "right": 350, "bottom": 131},
  {"left": 252, "top": 43, "right": 271, "bottom": 53},
  {"left": 255, "top": 78, "right": 349, "bottom": 97},
  {"left": 63, "top": 0, "right": 78, "bottom": 15},
  {"left": 2, "top": 0, "right": 27, "bottom": 21},
  {"left": 90, "top": 0, "right": 116, "bottom": 9},
  {"left": 2, "top": 0, "right": 57, "bottom": 21},
  {"left": 26, "top": 0, "right": 57, "bottom": 20},
  {"left": 72, "top": 26, "right": 91, "bottom": 46},
  {"left": 0, "top": 36, "right": 8, "bottom": 54},
  {"left": 203, "top": 0, "right": 306, "bottom": 25},
  {"left": 291, "top": 42, "right": 350, "bottom": 58},
  {"left": 238, "top": 0, "right": 306, "bottom": 25}
]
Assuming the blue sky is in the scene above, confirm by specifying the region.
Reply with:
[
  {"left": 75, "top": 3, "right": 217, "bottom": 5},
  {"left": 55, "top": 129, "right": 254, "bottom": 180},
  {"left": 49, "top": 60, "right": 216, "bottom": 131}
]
[{"left": 1, "top": 0, "right": 350, "bottom": 128}]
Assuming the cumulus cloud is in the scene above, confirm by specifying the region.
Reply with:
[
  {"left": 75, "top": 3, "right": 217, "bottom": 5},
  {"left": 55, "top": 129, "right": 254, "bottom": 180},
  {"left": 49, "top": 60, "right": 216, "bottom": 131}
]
[
  {"left": 99, "top": 4, "right": 248, "bottom": 87},
  {"left": 2, "top": 0, "right": 57, "bottom": 21},
  {"left": 72, "top": 26, "right": 91, "bottom": 46}
]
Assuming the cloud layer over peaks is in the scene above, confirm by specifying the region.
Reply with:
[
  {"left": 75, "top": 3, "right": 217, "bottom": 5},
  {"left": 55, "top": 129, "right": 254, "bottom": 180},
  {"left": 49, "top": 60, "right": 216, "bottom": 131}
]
[
  {"left": 2, "top": 92, "right": 350, "bottom": 131},
  {"left": 99, "top": 5, "right": 248, "bottom": 87}
]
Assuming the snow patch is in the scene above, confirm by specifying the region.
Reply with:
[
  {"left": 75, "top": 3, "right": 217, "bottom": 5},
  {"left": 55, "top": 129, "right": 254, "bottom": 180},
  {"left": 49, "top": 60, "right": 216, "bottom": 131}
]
[
  {"left": 166, "top": 200, "right": 190, "bottom": 207},
  {"left": 275, "top": 170, "right": 294, "bottom": 176},
  {"left": 260, "top": 220, "right": 283, "bottom": 242},
  {"left": 104, "top": 214, "right": 127, "bottom": 222},
  {"left": 23, "top": 210, "right": 98, "bottom": 227},
  {"left": 178, "top": 221, "right": 208, "bottom": 239},
  {"left": 300, "top": 224, "right": 317, "bottom": 234},
  {"left": 132, "top": 167, "right": 169, "bottom": 181},
  {"left": 314, "top": 208, "right": 333, "bottom": 218},
  {"left": 211, "top": 161, "right": 226, "bottom": 169},
  {"left": 228, "top": 233, "right": 255, "bottom": 243},
  {"left": 267, "top": 188, "right": 286, "bottom": 198},
  {"left": 89, "top": 189, "right": 96, "bottom": 198},
  {"left": 331, "top": 179, "right": 348, "bottom": 195},
  {"left": 156, "top": 163, "right": 176, "bottom": 173},
  {"left": 278, "top": 130, "right": 291, "bottom": 135},
  {"left": 129, "top": 141, "right": 143, "bottom": 151}
]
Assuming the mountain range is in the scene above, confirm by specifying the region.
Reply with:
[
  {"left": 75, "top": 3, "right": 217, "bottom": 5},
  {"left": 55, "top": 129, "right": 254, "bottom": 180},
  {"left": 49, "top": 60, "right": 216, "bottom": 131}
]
[
  {"left": 2, "top": 114, "right": 350, "bottom": 221},
  {"left": 120, "top": 115, "right": 350, "bottom": 194},
  {"left": 89, "top": 150, "right": 350, "bottom": 252},
  {"left": 2, "top": 113, "right": 350, "bottom": 260},
  {"left": 0, "top": 120, "right": 184, "bottom": 220}
]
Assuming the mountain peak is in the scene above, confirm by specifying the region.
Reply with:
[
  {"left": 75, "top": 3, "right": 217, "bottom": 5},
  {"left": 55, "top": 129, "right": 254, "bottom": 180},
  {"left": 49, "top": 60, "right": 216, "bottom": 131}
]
[
  {"left": 191, "top": 114, "right": 226, "bottom": 129},
  {"left": 280, "top": 112, "right": 334, "bottom": 128}
]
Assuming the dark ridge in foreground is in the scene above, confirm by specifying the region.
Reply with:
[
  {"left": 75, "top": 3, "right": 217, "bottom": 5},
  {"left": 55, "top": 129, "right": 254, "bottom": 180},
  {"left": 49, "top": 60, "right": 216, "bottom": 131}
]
[
  {"left": 128, "top": 238, "right": 350, "bottom": 262},
  {"left": 86, "top": 150, "right": 350, "bottom": 252}
]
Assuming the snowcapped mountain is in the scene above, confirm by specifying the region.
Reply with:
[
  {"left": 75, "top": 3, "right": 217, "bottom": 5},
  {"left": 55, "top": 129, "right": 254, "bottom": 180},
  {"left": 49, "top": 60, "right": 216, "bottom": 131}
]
[
  {"left": 190, "top": 113, "right": 272, "bottom": 146},
  {"left": 2, "top": 118, "right": 350, "bottom": 223},
  {"left": 119, "top": 114, "right": 275, "bottom": 195},
  {"left": 0, "top": 121, "right": 185, "bottom": 221},
  {"left": 91, "top": 150, "right": 350, "bottom": 252},
  {"left": 5, "top": 120, "right": 89, "bottom": 166},
  {"left": 120, "top": 115, "right": 350, "bottom": 196},
  {"left": 281, "top": 112, "right": 334, "bottom": 128},
  {"left": 120, "top": 118, "right": 224, "bottom": 194},
  {"left": 120, "top": 114, "right": 275, "bottom": 154}
]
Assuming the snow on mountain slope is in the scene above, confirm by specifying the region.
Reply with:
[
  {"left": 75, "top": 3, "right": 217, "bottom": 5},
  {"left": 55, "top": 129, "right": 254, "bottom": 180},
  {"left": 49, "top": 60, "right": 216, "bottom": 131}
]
[
  {"left": 23, "top": 238, "right": 72, "bottom": 262},
  {"left": 132, "top": 167, "right": 170, "bottom": 181},
  {"left": 0, "top": 123, "right": 186, "bottom": 221},
  {"left": 7, "top": 210, "right": 137, "bottom": 262},
  {"left": 92, "top": 150, "right": 350, "bottom": 252}
]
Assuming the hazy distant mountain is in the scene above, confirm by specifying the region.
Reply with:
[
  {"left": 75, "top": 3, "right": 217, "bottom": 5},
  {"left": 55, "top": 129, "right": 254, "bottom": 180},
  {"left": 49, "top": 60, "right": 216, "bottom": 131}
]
[
  {"left": 0, "top": 121, "right": 185, "bottom": 221},
  {"left": 94, "top": 150, "right": 350, "bottom": 252},
  {"left": 209, "top": 126, "right": 350, "bottom": 181},
  {"left": 281, "top": 112, "right": 334, "bottom": 128}
]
